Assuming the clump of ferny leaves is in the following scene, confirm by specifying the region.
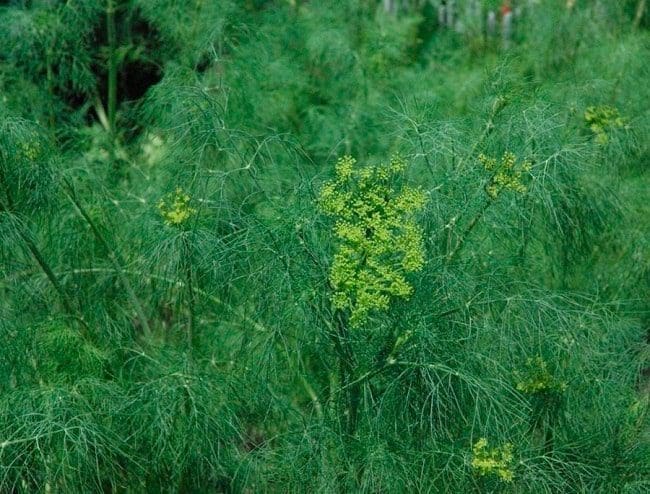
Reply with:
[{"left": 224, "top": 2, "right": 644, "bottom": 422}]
[
  {"left": 584, "top": 105, "right": 626, "bottom": 145},
  {"left": 471, "top": 438, "right": 515, "bottom": 483},
  {"left": 479, "top": 151, "right": 532, "bottom": 199},
  {"left": 319, "top": 155, "right": 427, "bottom": 327},
  {"left": 158, "top": 187, "right": 197, "bottom": 227}
]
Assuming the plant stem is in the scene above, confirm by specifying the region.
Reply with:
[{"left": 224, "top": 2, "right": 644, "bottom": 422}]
[
  {"left": 543, "top": 422, "right": 554, "bottom": 457},
  {"left": 0, "top": 169, "right": 74, "bottom": 317},
  {"left": 106, "top": 0, "right": 117, "bottom": 137},
  {"left": 20, "top": 233, "right": 73, "bottom": 312},
  {"left": 45, "top": 47, "right": 56, "bottom": 128},
  {"left": 446, "top": 197, "right": 492, "bottom": 262},
  {"left": 634, "top": 0, "right": 647, "bottom": 29},
  {"left": 441, "top": 96, "right": 506, "bottom": 256},
  {"left": 61, "top": 178, "right": 152, "bottom": 337},
  {"left": 457, "top": 96, "right": 508, "bottom": 170},
  {"left": 333, "top": 312, "right": 360, "bottom": 436},
  {"left": 182, "top": 235, "right": 195, "bottom": 361}
]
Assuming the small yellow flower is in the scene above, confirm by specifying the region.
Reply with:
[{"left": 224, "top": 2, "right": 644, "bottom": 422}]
[
  {"left": 471, "top": 438, "right": 515, "bottom": 482},
  {"left": 584, "top": 105, "right": 626, "bottom": 145},
  {"left": 20, "top": 142, "right": 41, "bottom": 161},
  {"left": 158, "top": 187, "right": 197, "bottom": 226},
  {"left": 319, "top": 155, "right": 426, "bottom": 327},
  {"left": 515, "top": 356, "right": 567, "bottom": 394},
  {"left": 479, "top": 152, "right": 531, "bottom": 199}
]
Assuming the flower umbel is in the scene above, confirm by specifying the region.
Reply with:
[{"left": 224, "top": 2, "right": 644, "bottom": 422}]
[
  {"left": 479, "top": 151, "right": 531, "bottom": 199},
  {"left": 471, "top": 438, "right": 515, "bottom": 483},
  {"left": 20, "top": 142, "right": 41, "bottom": 161},
  {"left": 158, "top": 187, "right": 197, "bottom": 226},
  {"left": 319, "top": 155, "right": 426, "bottom": 327},
  {"left": 584, "top": 105, "right": 626, "bottom": 145},
  {"left": 515, "top": 356, "right": 567, "bottom": 395}
]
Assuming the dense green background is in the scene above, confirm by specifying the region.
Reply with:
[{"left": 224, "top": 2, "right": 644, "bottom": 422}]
[{"left": 1, "top": 0, "right": 648, "bottom": 492}]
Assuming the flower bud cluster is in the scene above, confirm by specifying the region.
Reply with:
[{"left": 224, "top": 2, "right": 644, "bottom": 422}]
[
  {"left": 515, "top": 356, "right": 567, "bottom": 395},
  {"left": 479, "top": 151, "right": 531, "bottom": 199},
  {"left": 584, "top": 105, "right": 626, "bottom": 145},
  {"left": 319, "top": 155, "right": 426, "bottom": 327},
  {"left": 471, "top": 438, "right": 515, "bottom": 483},
  {"left": 158, "top": 187, "right": 197, "bottom": 227}
]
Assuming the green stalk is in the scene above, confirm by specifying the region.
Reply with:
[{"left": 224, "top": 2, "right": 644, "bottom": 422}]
[
  {"left": 331, "top": 312, "right": 359, "bottom": 436},
  {"left": 441, "top": 96, "right": 507, "bottom": 260},
  {"left": 20, "top": 232, "right": 73, "bottom": 315},
  {"left": 45, "top": 47, "right": 56, "bottom": 129},
  {"left": 329, "top": 311, "right": 365, "bottom": 489},
  {"left": 106, "top": 0, "right": 117, "bottom": 137},
  {"left": 457, "top": 96, "right": 508, "bottom": 170},
  {"left": 634, "top": 0, "right": 647, "bottom": 29},
  {"left": 543, "top": 422, "right": 554, "bottom": 458},
  {"left": 446, "top": 196, "right": 493, "bottom": 263},
  {"left": 181, "top": 235, "right": 195, "bottom": 361},
  {"left": 0, "top": 170, "right": 74, "bottom": 317},
  {"left": 61, "top": 178, "right": 152, "bottom": 337}
]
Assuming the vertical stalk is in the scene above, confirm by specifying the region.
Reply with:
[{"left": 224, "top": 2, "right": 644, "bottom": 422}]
[
  {"left": 0, "top": 172, "right": 76, "bottom": 325},
  {"left": 446, "top": 197, "right": 493, "bottom": 263},
  {"left": 20, "top": 232, "right": 73, "bottom": 315},
  {"left": 634, "top": 0, "right": 647, "bottom": 29},
  {"left": 327, "top": 311, "right": 364, "bottom": 489},
  {"left": 182, "top": 235, "right": 195, "bottom": 362},
  {"left": 451, "top": 96, "right": 508, "bottom": 170},
  {"left": 45, "top": 47, "right": 56, "bottom": 129},
  {"left": 543, "top": 422, "right": 554, "bottom": 457},
  {"left": 61, "top": 178, "right": 152, "bottom": 337},
  {"left": 106, "top": 0, "right": 117, "bottom": 137},
  {"left": 332, "top": 312, "right": 359, "bottom": 436}
]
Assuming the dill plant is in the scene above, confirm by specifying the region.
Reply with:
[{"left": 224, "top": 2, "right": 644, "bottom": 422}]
[{"left": 0, "top": 1, "right": 648, "bottom": 492}]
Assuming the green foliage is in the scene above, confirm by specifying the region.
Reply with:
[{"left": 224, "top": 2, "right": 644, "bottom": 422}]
[
  {"left": 30, "top": 322, "right": 107, "bottom": 384},
  {"left": 0, "top": 117, "right": 55, "bottom": 211},
  {"left": 0, "top": 0, "right": 648, "bottom": 492}
]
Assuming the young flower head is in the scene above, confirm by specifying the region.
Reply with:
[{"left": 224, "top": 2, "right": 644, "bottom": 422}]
[
  {"left": 515, "top": 356, "right": 567, "bottom": 395},
  {"left": 20, "top": 142, "right": 41, "bottom": 161},
  {"left": 319, "top": 155, "right": 427, "bottom": 327},
  {"left": 158, "top": 187, "right": 197, "bottom": 227},
  {"left": 479, "top": 151, "right": 532, "bottom": 199},
  {"left": 584, "top": 105, "right": 626, "bottom": 145},
  {"left": 471, "top": 437, "right": 515, "bottom": 483}
]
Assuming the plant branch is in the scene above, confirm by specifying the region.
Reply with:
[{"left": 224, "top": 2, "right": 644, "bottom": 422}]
[
  {"left": 446, "top": 196, "right": 493, "bottom": 263},
  {"left": 0, "top": 170, "right": 76, "bottom": 321},
  {"left": 61, "top": 178, "right": 152, "bottom": 337},
  {"left": 634, "top": 0, "right": 647, "bottom": 29},
  {"left": 106, "top": 0, "right": 117, "bottom": 137}
]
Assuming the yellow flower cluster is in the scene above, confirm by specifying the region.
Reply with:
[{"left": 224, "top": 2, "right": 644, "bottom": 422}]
[
  {"left": 158, "top": 187, "right": 197, "bottom": 226},
  {"left": 515, "top": 356, "right": 567, "bottom": 395},
  {"left": 20, "top": 142, "right": 41, "bottom": 161},
  {"left": 584, "top": 105, "right": 626, "bottom": 145},
  {"left": 479, "top": 152, "right": 531, "bottom": 199},
  {"left": 319, "top": 155, "right": 426, "bottom": 327},
  {"left": 471, "top": 438, "right": 515, "bottom": 483}
]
